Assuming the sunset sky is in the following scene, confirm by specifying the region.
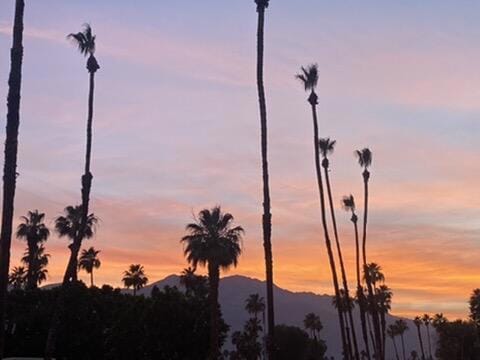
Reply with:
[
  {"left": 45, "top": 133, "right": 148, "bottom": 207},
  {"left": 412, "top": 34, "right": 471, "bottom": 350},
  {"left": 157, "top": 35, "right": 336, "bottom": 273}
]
[{"left": 1, "top": 1, "right": 480, "bottom": 319}]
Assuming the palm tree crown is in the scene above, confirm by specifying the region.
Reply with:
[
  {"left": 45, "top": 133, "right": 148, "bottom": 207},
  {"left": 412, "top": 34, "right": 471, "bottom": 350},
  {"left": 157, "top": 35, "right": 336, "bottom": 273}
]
[
  {"left": 318, "top": 137, "right": 336, "bottom": 158},
  {"left": 79, "top": 247, "right": 101, "bottom": 272},
  {"left": 122, "top": 264, "right": 148, "bottom": 295},
  {"left": 16, "top": 210, "right": 50, "bottom": 244},
  {"left": 181, "top": 206, "right": 243, "bottom": 270},
  {"left": 21, "top": 244, "right": 49, "bottom": 286},
  {"left": 67, "top": 23, "right": 96, "bottom": 57},
  {"left": 245, "top": 293, "right": 265, "bottom": 320},
  {"left": 296, "top": 64, "right": 319, "bottom": 92},
  {"left": 8, "top": 266, "right": 26, "bottom": 290},
  {"left": 254, "top": 0, "right": 269, "bottom": 11},
  {"left": 355, "top": 148, "right": 372, "bottom": 170},
  {"left": 55, "top": 205, "right": 97, "bottom": 242}
]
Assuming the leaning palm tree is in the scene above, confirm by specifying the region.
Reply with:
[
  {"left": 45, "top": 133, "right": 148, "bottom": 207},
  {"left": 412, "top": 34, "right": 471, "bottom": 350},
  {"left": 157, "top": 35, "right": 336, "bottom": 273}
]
[
  {"left": 297, "top": 64, "right": 349, "bottom": 359},
  {"left": 254, "top": 2, "right": 275, "bottom": 357},
  {"left": 16, "top": 210, "right": 50, "bottom": 289},
  {"left": 356, "top": 148, "right": 382, "bottom": 359},
  {"left": 320, "top": 138, "right": 359, "bottom": 360},
  {"left": 8, "top": 266, "right": 26, "bottom": 290},
  {"left": 343, "top": 194, "right": 371, "bottom": 359},
  {"left": 422, "top": 314, "right": 433, "bottom": 360},
  {"left": 394, "top": 319, "right": 409, "bottom": 360},
  {"left": 414, "top": 316, "right": 426, "bottom": 360},
  {"left": 78, "top": 247, "right": 101, "bottom": 287},
  {"left": 387, "top": 324, "right": 400, "bottom": 360},
  {"left": 21, "top": 244, "right": 49, "bottom": 287},
  {"left": 0, "top": 1, "right": 25, "bottom": 355},
  {"left": 122, "top": 264, "right": 148, "bottom": 296},
  {"left": 181, "top": 206, "right": 243, "bottom": 360},
  {"left": 62, "top": 23, "right": 100, "bottom": 284}
]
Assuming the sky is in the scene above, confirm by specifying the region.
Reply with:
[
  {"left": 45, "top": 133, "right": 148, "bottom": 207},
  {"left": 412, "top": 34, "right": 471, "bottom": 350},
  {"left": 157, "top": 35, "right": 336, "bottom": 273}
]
[{"left": 1, "top": 0, "right": 480, "bottom": 319}]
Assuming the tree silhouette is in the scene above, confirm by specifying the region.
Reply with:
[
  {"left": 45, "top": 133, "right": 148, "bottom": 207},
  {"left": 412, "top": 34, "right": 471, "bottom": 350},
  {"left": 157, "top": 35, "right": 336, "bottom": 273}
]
[
  {"left": 253, "top": 1, "right": 275, "bottom": 358},
  {"left": 422, "top": 314, "right": 433, "bottom": 360},
  {"left": 181, "top": 206, "right": 243, "bottom": 360},
  {"left": 387, "top": 324, "right": 400, "bottom": 360},
  {"left": 122, "top": 264, "right": 148, "bottom": 296},
  {"left": 8, "top": 266, "right": 26, "bottom": 290},
  {"left": 303, "top": 312, "right": 323, "bottom": 341},
  {"left": 414, "top": 316, "right": 426, "bottom": 360},
  {"left": 469, "top": 289, "right": 480, "bottom": 339},
  {"left": 297, "top": 64, "right": 349, "bottom": 359},
  {"left": 376, "top": 284, "right": 392, "bottom": 356},
  {"left": 16, "top": 210, "right": 50, "bottom": 289},
  {"left": 320, "top": 137, "right": 359, "bottom": 360},
  {"left": 0, "top": 0, "right": 25, "bottom": 355},
  {"left": 356, "top": 148, "right": 382, "bottom": 359},
  {"left": 78, "top": 247, "right": 101, "bottom": 287},
  {"left": 245, "top": 293, "right": 265, "bottom": 322},
  {"left": 394, "top": 319, "right": 409, "bottom": 360},
  {"left": 21, "top": 244, "right": 49, "bottom": 287}
]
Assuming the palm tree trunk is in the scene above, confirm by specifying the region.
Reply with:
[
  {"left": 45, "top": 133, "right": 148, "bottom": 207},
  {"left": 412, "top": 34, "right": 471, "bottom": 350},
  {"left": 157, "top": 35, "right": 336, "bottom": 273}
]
[
  {"left": 255, "top": 4, "right": 275, "bottom": 359},
  {"left": 381, "top": 312, "right": 386, "bottom": 357},
  {"left": 133, "top": 286, "right": 136, "bottom": 296},
  {"left": 391, "top": 337, "right": 400, "bottom": 360},
  {"left": 416, "top": 325, "right": 426, "bottom": 360},
  {"left": 0, "top": 0, "right": 25, "bottom": 356},
  {"left": 90, "top": 269, "right": 94, "bottom": 287},
  {"left": 324, "top": 163, "right": 359, "bottom": 360},
  {"left": 309, "top": 97, "right": 349, "bottom": 359},
  {"left": 361, "top": 170, "right": 383, "bottom": 359},
  {"left": 208, "top": 262, "right": 220, "bottom": 360},
  {"left": 26, "top": 240, "right": 37, "bottom": 290},
  {"left": 400, "top": 334, "right": 406, "bottom": 360},
  {"left": 426, "top": 325, "right": 432, "bottom": 359}
]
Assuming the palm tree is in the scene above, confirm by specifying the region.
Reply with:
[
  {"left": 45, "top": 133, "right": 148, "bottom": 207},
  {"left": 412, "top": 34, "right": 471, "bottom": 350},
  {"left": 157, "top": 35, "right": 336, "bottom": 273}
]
[
  {"left": 343, "top": 194, "right": 371, "bottom": 360},
  {"left": 376, "top": 284, "right": 392, "bottom": 356},
  {"left": 304, "top": 312, "right": 323, "bottom": 341},
  {"left": 62, "top": 23, "right": 100, "bottom": 284},
  {"left": 122, "top": 264, "right": 148, "bottom": 296},
  {"left": 414, "top": 316, "right": 426, "bottom": 360},
  {"left": 16, "top": 210, "right": 50, "bottom": 289},
  {"left": 394, "top": 319, "right": 409, "bottom": 360},
  {"left": 320, "top": 137, "right": 359, "bottom": 360},
  {"left": 0, "top": 0, "right": 25, "bottom": 354},
  {"left": 356, "top": 148, "right": 382, "bottom": 359},
  {"left": 422, "top": 314, "right": 433, "bottom": 360},
  {"left": 365, "top": 263, "right": 384, "bottom": 290},
  {"left": 297, "top": 64, "right": 349, "bottom": 359},
  {"left": 78, "top": 247, "right": 101, "bottom": 287},
  {"left": 254, "top": 2, "right": 275, "bottom": 357},
  {"left": 21, "top": 244, "right": 49, "bottom": 287},
  {"left": 181, "top": 206, "right": 243, "bottom": 360},
  {"left": 55, "top": 205, "right": 98, "bottom": 284},
  {"left": 387, "top": 324, "right": 400, "bottom": 360},
  {"left": 246, "top": 293, "right": 265, "bottom": 321},
  {"left": 8, "top": 266, "right": 26, "bottom": 290}
]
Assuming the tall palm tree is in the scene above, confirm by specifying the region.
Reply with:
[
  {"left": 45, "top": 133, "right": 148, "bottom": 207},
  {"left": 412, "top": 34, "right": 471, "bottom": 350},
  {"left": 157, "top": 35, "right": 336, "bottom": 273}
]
[
  {"left": 394, "top": 319, "right": 409, "bottom": 360},
  {"left": 254, "top": 2, "right": 275, "bottom": 357},
  {"left": 304, "top": 312, "right": 323, "bottom": 341},
  {"left": 56, "top": 205, "right": 98, "bottom": 284},
  {"left": 0, "top": 1, "right": 25, "bottom": 355},
  {"left": 21, "top": 244, "right": 49, "bottom": 287},
  {"left": 387, "top": 324, "right": 400, "bottom": 360},
  {"left": 422, "top": 314, "right": 433, "bottom": 360},
  {"left": 343, "top": 194, "right": 371, "bottom": 360},
  {"left": 16, "top": 210, "right": 50, "bottom": 289},
  {"left": 78, "top": 247, "right": 101, "bottom": 287},
  {"left": 8, "top": 265, "right": 26, "bottom": 290},
  {"left": 414, "top": 316, "right": 426, "bottom": 360},
  {"left": 62, "top": 23, "right": 100, "bottom": 284},
  {"left": 320, "top": 138, "right": 359, "bottom": 360},
  {"left": 297, "top": 64, "right": 349, "bottom": 359},
  {"left": 356, "top": 148, "right": 382, "bottom": 359},
  {"left": 122, "top": 264, "right": 148, "bottom": 296},
  {"left": 181, "top": 206, "right": 243, "bottom": 360},
  {"left": 376, "top": 284, "right": 392, "bottom": 356}
]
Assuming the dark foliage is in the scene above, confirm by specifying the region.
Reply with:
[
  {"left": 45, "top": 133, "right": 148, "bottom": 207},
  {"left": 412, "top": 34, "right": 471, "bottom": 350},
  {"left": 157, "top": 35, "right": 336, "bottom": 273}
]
[
  {"left": 274, "top": 324, "right": 327, "bottom": 360},
  {"left": 433, "top": 317, "right": 480, "bottom": 360}
]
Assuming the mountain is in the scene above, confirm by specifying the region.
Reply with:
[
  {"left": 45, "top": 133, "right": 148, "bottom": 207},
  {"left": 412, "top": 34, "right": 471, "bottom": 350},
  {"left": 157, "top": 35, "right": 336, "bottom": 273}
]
[{"left": 137, "top": 274, "right": 433, "bottom": 359}]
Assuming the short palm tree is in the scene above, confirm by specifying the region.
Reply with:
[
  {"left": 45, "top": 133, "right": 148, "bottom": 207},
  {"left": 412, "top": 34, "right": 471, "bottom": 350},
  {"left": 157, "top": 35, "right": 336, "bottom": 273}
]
[
  {"left": 0, "top": 1, "right": 26, "bottom": 354},
  {"left": 122, "top": 264, "right": 148, "bottom": 296},
  {"left": 297, "top": 64, "right": 349, "bottom": 359},
  {"left": 394, "top": 319, "right": 409, "bottom": 360},
  {"left": 387, "top": 324, "right": 400, "bottom": 360},
  {"left": 21, "top": 244, "right": 49, "bottom": 287},
  {"left": 63, "top": 23, "right": 100, "bottom": 284},
  {"left": 422, "top": 314, "right": 433, "bottom": 359},
  {"left": 343, "top": 194, "right": 371, "bottom": 359},
  {"left": 245, "top": 293, "right": 265, "bottom": 321},
  {"left": 16, "top": 210, "right": 50, "bottom": 289},
  {"left": 320, "top": 138, "right": 359, "bottom": 360},
  {"left": 304, "top": 312, "right": 323, "bottom": 341},
  {"left": 55, "top": 205, "right": 98, "bottom": 283},
  {"left": 8, "top": 266, "right": 26, "bottom": 290},
  {"left": 181, "top": 206, "right": 243, "bottom": 360},
  {"left": 356, "top": 148, "right": 382, "bottom": 359},
  {"left": 414, "top": 316, "right": 426, "bottom": 360},
  {"left": 254, "top": 2, "right": 275, "bottom": 357},
  {"left": 78, "top": 247, "right": 101, "bottom": 287}
]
